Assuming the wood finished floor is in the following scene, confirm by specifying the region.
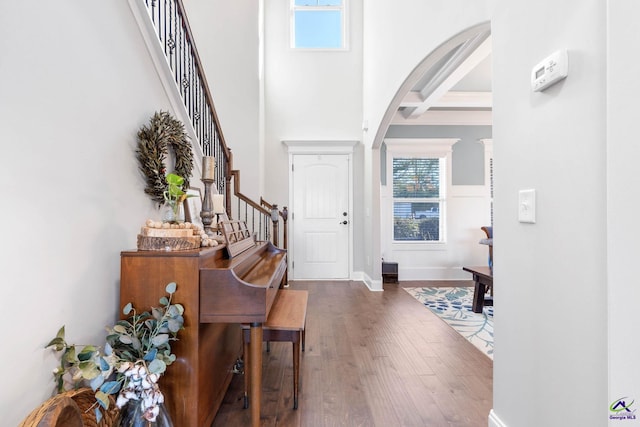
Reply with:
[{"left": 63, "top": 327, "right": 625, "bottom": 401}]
[{"left": 211, "top": 280, "right": 493, "bottom": 427}]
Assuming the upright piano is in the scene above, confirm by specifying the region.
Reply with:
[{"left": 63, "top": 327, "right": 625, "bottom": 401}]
[{"left": 120, "top": 239, "right": 287, "bottom": 427}]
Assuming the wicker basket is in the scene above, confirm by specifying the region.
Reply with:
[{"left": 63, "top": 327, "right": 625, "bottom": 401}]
[{"left": 19, "top": 388, "right": 120, "bottom": 427}]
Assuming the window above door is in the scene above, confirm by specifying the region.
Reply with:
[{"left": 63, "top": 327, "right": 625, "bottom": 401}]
[{"left": 290, "top": 0, "right": 347, "bottom": 50}]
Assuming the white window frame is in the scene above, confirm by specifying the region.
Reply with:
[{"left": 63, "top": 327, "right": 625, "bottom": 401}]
[
  {"left": 290, "top": 0, "right": 348, "bottom": 50},
  {"left": 385, "top": 139, "right": 457, "bottom": 246}
]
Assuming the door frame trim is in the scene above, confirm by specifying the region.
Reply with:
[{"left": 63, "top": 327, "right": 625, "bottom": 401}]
[{"left": 283, "top": 140, "right": 358, "bottom": 280}]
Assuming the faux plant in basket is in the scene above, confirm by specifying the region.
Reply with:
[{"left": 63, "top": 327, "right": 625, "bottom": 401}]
[{"left": 46, "top": 282, "right": 184, "bottom": 426}]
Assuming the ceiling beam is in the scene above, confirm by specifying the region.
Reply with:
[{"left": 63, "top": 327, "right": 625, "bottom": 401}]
[
  {"left": 391, "top": 110, "right": 492, "bottom": 126},
  {"left": 400, "top": 91, "right": 492, "bottom": 109},
  {"left": 403, "top": 34, "right": 492, "bottom": 118}
]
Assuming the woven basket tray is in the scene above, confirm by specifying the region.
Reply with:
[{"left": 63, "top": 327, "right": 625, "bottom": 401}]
[{"left": 19, "top": 388, "right": 119, "bottom": 427}]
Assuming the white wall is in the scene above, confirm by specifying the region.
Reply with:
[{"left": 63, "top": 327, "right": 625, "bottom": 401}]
[
  {"left": 0, "top": 3, "right": 178, "bottom": 425},
  {"left": 362, "top": 1, "right": 492, "bottom": 281},
  {"left": 491, "top": 1, "right": 608, "bottom": 426},
  {"left": 183, "top": 0, "right": 262, "bottom": 199},
  {"left": 263, "top": 0, "right": 365, "bottom": 271},
  {"left": 607, "top": 1, "right": 640, "bottom": 425},
  {"left": 2, "top": 2, "right": 626, "bottom": 426},
  {"left": 363, "top": 2, "right": 492, "bottom": 151},
  {"left": 363, "top": 2, "right": 612, "bottom": 425},
  {"left": 381, "top": 140, "right": 490, "bottom": 280},
  {"left": 381, "top": 190, "right": 490, "bottom": 280}
]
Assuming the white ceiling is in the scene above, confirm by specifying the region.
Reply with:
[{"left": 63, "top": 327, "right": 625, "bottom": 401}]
[{"left": 390, "top": 34, "right": 492, "bottom": 126}]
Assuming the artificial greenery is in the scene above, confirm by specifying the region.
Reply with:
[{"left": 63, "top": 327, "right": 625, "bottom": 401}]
[
  {"left": 46, "top": 282, "right": 184, "bottom": 422},
  {"left": 163, "top": 173, "right": 193, "bottom": 220},
  {"left": 136, "top": 111, "right": 193, "bottom": 205}
]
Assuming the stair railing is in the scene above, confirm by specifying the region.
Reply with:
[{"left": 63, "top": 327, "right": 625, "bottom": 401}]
[
  {"left": 128, "top": 0, "right": 287, "bottom": 248},
  {"left": 261, "top": 198, "right": 288, "bottom": 249}
]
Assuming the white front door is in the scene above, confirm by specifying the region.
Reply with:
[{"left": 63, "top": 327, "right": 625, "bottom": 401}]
[{"left": 291, "top": 154, "right": 350, "bottom": 279}]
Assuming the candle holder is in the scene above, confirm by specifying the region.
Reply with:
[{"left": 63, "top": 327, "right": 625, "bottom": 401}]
[
  {"left": 200, "top": 178, "right": 216, "bottom": 238},
  {"left": 212, "top": 194, "right": 225, "bottom": 236}
]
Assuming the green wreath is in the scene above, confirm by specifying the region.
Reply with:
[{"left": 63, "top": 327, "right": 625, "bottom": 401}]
[{"left": 136, "top": 111, "right": 193, "bottom": 205}]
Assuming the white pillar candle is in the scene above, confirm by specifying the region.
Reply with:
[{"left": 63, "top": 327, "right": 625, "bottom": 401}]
[
  {"left": 213, "top": 194, "right": 225, "bottom": 213},
  {"left": 202, "top": 156, "right": 215, "bottom": 180}
]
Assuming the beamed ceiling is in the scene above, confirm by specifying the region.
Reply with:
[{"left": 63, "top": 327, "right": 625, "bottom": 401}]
[{"left": 391, "top": 34, "right": 492, "bottom": 127}]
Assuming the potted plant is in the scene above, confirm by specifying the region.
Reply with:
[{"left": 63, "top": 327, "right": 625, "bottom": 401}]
[
  {"left": 162, "top": 173, "right": 191, "bottom": 223},
  {"left": 46, "top": 282, "right": 184, "bottom": 425}
]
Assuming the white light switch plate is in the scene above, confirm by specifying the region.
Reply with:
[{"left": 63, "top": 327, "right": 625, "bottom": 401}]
[{"left": 518, "top": 189, "right": 536, "bottom": 223}]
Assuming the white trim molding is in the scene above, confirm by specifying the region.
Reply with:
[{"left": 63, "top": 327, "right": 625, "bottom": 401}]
[
  {"left": 381, "top": 138, "right": 462, "bottom": 280},
  {"left": 361, "top": 271, "right": 383, "bottom": 292},
  {"left": 283, "top": 140, "right": 358, "bottom": 282},
  {"left": 489, "top": 409, "right": 508, "bottom": 427},
  {"left": 478, "top": 137, "right": 493, "bottom": 151},
  {"left": 384, "top": 137, "right": 458, "bottom": 156},
  {"left": 127, "top": 0, "right": 204, "bottom": 176},
  {"left": 283, "top": 140, "right": 359, "bottom": 154},
  {"left": 391, "top": 109, "right": 492, "bottom": 126}
]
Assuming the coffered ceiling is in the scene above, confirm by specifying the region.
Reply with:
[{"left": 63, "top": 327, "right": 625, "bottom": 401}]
[{"left": 390, "top": 34, "right": 492, "bottom": 127}]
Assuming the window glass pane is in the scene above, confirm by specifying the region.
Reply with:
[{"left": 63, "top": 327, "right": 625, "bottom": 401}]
[
  {"left": 392, "top": 158, "right": 440, "bottom": 198},
  {"left": 295, "top": 0, "right": 342, "bottom": 5},
  {"left": 393, "top": 202, "right": 440, "bottom": 241},
  {"left": 294, "top": 10, "right": 342, "bottom": 48}
]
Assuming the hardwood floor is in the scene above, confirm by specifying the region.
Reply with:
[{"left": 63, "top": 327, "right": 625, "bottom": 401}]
[{"left": 211, "top": 280, "right": 493, "bottom": 427}]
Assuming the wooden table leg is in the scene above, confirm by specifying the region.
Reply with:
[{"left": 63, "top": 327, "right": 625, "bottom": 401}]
[
  {"left": 243, "top": 337, "right": 250, "bottom": 409},
  {"left": 472, "top": 275, "right": 485, "bottom": 313},
  {"left": 250, "top": 323, "right": 263, "bottom": 427},
  {"left": 293, "top": 334, "right": 300, "bottom": 409}
]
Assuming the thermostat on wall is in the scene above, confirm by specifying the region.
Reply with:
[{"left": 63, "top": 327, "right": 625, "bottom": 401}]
[{"left": 531, "top": 49, "right": 568, "bottom": 92}]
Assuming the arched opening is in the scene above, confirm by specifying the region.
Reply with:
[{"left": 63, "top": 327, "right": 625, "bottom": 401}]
[
  {"left": 372, "top": 22, "right": 495, "bottom": 364},
  {"left": 374, "top": 22, "right": 493, "bottom": 286},
  {"left": 372, "top": 22, "right": 492, "bottom": 150}
]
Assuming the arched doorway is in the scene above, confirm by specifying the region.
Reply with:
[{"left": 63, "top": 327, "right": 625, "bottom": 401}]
[{"left": 373, "top": 22, "right": 493, "bottom": 282}]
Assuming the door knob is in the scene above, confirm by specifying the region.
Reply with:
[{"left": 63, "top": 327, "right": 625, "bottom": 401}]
[{"left": 340, "top": 220, "right": 348, "bottom": 225}]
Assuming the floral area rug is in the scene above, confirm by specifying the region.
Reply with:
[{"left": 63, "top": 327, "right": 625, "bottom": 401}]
[{"left": 403, "top": 287, "right": 493, "bottom": 359}]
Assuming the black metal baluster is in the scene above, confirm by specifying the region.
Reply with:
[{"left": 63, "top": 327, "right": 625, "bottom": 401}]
[
  {"left": 162, "top": 2, "right": 169, "bottom": 65},
  {"left": 168, "top": 1, "right": 176, "bottom": 73},
  {"left": 194, "top": 72, "right": 201, "bottom": 144},
  {"left": 178, "top": 11, "right": 185, "bottom": 101},
  {"left": 188, "top": 47, "right": 194, "bottom": 130},
  {"left": 142, "top": 0, "right": 232, "bottom": 211}
]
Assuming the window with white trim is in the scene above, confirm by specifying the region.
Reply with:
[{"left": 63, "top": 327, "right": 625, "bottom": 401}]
[
  {"left": 290, "top": 0, "right": 346, "bottom": 49},
  {"left": 386, "top": 138, "right": 456, "bottom": 244},
  {"left": 392, "top": 157, "right": 445, "bottom": 242}
]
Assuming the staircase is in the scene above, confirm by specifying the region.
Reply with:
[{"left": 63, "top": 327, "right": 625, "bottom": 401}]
[{"left": 127, "top": 0, "right": 286, "bottom": 246}]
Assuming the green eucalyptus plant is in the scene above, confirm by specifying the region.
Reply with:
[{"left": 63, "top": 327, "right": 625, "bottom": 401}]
[{"left": 46, "top": 282, "right": 184, "bottom": 422}]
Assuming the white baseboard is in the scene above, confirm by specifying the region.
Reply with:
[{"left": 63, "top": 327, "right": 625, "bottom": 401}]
[
  {"left": 360, "top": 271, "right": 383, "bottom": 291},
  {"left": 288, "top": 271, "right": 382, "bottom": 291},
  {"left": 351, "top": 270, "right": 364, "bottom": 281},
  {"left": 489, "top": 409, "right": 507, "bottom": 427},
  {"left": 398, "top": 266, "right": 477, "bottom": 281}
]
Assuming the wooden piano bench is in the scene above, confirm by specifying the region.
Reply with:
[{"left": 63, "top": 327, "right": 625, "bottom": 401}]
[{"left": 242, "top": 289, "right": 308, "bottom": 410}]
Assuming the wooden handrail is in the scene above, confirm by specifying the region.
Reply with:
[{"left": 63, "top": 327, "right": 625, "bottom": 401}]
[
  {"left": 137, "top": 0, "right": 286, "bottom": 246},
  {"left": 229, "top": 170, "right": 270, "bottom": 217}
]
